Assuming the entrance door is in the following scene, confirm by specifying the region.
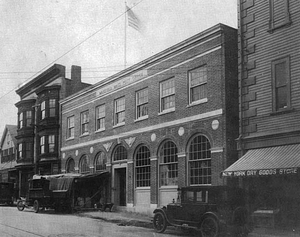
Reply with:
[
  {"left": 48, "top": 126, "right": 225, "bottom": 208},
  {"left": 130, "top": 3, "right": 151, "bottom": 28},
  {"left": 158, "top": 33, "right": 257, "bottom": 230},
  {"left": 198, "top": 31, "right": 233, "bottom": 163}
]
[{"left": 115, "top": 168, "right": 126, "bottom": 206}]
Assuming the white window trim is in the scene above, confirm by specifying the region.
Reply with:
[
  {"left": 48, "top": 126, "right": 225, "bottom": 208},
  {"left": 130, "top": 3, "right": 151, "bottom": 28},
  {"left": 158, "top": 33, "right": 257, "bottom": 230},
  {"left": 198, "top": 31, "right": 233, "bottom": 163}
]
[{"left": 159, "top": 78, "right": 175, "bottom": 113}]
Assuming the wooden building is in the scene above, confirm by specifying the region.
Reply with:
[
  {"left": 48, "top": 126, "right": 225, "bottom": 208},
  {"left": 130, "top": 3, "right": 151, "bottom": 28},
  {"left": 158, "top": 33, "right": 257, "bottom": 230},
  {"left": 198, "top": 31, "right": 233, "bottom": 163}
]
[{"left": 223, "top": 0, "right": 300, "bottom": 227}]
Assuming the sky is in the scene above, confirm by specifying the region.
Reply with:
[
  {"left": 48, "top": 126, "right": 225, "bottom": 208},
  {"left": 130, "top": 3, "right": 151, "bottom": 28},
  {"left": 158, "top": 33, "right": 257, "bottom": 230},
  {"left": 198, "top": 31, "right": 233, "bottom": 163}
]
[{"left": 0, "top": 0, "right": 237, "bottom": 134}]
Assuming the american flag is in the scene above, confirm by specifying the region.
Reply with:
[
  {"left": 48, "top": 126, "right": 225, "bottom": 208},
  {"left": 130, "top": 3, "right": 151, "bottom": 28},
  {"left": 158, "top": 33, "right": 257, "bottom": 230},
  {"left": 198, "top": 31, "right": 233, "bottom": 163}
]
[{"left": 126, "top": 6, "right": 140, "bottom": 31}]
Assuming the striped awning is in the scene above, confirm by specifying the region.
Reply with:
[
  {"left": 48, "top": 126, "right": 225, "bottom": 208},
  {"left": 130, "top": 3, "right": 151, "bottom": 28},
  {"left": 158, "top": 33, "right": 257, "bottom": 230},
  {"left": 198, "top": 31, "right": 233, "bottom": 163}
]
[{"left": 222, "top": 144, "right": 300, "bottom": 177}]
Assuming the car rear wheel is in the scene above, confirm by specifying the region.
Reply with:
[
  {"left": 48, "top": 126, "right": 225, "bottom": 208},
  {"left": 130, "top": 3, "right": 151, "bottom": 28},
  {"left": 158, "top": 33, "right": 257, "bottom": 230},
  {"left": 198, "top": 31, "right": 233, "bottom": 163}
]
[
  {"left": 200, "top": 216, "right": 219, "bottom": 237},
  {"left": 33, "top": 200, "right": 40, "bottom": 213},
  {"left": 153, "top": 212, "right": 167, "bottom": 233}
]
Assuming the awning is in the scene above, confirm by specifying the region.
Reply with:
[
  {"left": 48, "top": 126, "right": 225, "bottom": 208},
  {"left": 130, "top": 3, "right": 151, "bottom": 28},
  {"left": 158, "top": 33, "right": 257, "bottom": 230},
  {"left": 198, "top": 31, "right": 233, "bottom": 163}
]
[{"left": 222, "top": 144, "right": 300, "bottom": 177}]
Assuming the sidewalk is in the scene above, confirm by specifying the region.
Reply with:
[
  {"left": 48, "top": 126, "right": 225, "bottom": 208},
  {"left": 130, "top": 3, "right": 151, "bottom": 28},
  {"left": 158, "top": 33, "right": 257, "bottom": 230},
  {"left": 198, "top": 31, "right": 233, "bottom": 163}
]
[{"left": 77, "top": 209, "right": 300, "bottom": 237}]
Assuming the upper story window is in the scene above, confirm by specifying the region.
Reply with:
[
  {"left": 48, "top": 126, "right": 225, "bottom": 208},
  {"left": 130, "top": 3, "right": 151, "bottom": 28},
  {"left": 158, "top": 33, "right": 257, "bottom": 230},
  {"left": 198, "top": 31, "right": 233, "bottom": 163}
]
[
  {"left": 114, "top": 97, "right": 125, "bottom": 126},
  {"left": 160, "top": 78, "right": 175, "bottom": 113},
  {"left": 48, "top": 135, "right": 55, "bottom": 153},
  {"left": 18, "top": 143, "right": 23, "bottom": 159},
  {"left": 272, "top": 56, "right": 291, "bottom": 111},
  {"left": 67, "top": 116, "right": 75, "bottom": 139},
  {"left": 40, "top": 136, "right": 45, "bottom": 154},
  {"left": 26, "top": 111, "right": 32, "bottom": 127},
  {"left": 96, "top": 104, "right": 105, "bottom": 131},
  {"left": 80, "top": 111, "right": 89, "bottom": 135},
  {"left": 49, "top": 99, "right": 56, "bottom": 117},
  {"left": 18, "top": 112, "right": 24, "bottom": 129},
  {"left": 269, "top": 0, "right": 291, "bottom": 32},
  {"left": 189, "top": 66, "right": 207, "bottom": 104},
  {"left": 40, "top": 135, "right": 55, "bottom": 155},
  {"left": 25, "top": 143, "right": 32, "bottom": 159},
  {"left": 136, "top": 88, "right": 148, "bottom": 120},
  {"left": 41, "top": 101, "right": 46, "bottom": 120}
]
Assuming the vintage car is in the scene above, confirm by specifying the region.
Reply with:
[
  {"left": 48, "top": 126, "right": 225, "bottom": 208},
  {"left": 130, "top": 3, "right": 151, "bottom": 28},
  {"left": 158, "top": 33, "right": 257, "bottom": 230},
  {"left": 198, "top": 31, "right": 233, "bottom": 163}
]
[
  {"left": 17, "top": 171, "right": 110, "bottom": 213},
  {"left": 0, "top": 182, "right": 14, "bottom": 205},
  {"left": 153, "top": 186, "right": 252, "bottom": 237}
]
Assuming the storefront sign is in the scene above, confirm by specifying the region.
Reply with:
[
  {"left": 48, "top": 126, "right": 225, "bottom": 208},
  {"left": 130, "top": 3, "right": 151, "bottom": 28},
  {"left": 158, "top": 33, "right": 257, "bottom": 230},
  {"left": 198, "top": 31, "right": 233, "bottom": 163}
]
[{"left": 222, "top": 167, "right": 298, "bottom": 177}]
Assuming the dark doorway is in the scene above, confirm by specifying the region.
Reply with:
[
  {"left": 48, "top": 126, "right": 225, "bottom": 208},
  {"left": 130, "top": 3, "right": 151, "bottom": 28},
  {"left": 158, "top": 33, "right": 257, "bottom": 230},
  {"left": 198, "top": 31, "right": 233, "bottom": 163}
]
[{"left": 115, "top": 168, "right": 126, "bottom": 206}]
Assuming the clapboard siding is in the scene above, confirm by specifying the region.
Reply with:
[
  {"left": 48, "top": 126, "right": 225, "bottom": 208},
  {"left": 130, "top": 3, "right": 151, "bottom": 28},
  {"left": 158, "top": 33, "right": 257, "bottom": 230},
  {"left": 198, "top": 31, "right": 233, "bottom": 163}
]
[{"left": 240, "top": 0, "right": 300, "bottom": 144}]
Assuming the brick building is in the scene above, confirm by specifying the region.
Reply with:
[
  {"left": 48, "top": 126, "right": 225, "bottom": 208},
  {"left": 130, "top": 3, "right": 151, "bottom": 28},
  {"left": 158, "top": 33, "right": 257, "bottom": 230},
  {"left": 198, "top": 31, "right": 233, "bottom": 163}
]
[
  {"left": 60, "top": 24, "right": 238, "bottom": 214},
  {"left": 223, "top": 0, "right": 300, "bottom": 227},
  {"left": 15, "top": 64, "right": 90, "bottom": 197}
]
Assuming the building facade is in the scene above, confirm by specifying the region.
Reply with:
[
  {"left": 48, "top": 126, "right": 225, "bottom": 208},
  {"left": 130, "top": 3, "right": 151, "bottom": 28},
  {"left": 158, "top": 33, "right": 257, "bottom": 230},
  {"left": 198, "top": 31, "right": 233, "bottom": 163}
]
[
  {"left": 15, "top": 64, "right": 90, "bottom": 197},
  {"left": 60, "top": 24, "right": 238, "bottom": 214},
  {"left": 223, "top": 0, "right": 300, "bottom": 227}
]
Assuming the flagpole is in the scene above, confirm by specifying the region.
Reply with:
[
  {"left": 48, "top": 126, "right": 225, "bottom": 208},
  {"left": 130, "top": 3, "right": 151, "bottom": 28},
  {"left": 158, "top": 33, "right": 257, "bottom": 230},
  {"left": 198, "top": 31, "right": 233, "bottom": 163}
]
[{"left": 124, "top": 1, "right": 127, "bottom": 69}]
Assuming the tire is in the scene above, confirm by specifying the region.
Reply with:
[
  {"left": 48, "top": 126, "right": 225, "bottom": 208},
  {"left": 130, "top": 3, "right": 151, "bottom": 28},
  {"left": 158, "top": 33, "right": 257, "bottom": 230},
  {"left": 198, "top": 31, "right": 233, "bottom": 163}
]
[
  {"left": 33, "top": 200, "right": 40, "bottom": 213},
  {"left": 153, "top": 212, "right": 167, "bottom": 233},
  {"left": 200, "top": 216, "right": 219, "bottom": 237},
  {"left": 17, "top": 200, "right": 25, "bottom": 211}
]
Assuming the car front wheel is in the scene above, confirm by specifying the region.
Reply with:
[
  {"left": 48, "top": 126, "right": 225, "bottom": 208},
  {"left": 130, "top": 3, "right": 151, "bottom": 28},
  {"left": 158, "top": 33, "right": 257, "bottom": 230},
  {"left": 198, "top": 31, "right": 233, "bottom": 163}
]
[
  {"left": 17, "top": 200, "right": 25, "bottom": 211},
  {"left": 200, "top": 216, "right": 219, "bottom": 237},
  {"left": 153, "top": 212, "right": 167, "bottom": 233}
]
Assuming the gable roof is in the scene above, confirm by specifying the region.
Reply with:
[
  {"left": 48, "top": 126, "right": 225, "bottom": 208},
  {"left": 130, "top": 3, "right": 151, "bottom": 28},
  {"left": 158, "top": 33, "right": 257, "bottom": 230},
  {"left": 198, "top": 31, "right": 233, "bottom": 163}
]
[{"left": 0, "top": 125, "right": 18, "bottom": 148}]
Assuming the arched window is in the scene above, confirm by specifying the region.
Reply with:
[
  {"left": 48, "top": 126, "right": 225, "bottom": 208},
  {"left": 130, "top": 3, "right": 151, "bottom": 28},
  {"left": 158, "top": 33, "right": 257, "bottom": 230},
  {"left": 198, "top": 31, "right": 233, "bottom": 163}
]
[
  {"left": 135, "top": 145, "right": 151, "bottom": 187},
  {"left": 66, "top": 158, "right": 75, "bottom": 173},
  {"left": 94, "top": 152, "right": 107, "bottom": 172},
  {"left": 159, "top": 140, "right": 178, "bottom": 186},
  {"left": 188, "top": 135, "right": 211, "bottom": 185},
  {"left": 79, "top": 155, "right": 90, "bottom": 173},
  {"left": 113, "top": 145, "right": 127, "bottom": 161}
]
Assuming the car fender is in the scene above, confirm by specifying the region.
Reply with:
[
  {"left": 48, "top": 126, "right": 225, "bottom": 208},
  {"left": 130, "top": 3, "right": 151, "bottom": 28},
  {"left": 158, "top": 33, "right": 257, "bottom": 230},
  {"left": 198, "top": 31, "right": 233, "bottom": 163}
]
[{"left": 153, "top": 207, "right": 171, "bottom": 225}]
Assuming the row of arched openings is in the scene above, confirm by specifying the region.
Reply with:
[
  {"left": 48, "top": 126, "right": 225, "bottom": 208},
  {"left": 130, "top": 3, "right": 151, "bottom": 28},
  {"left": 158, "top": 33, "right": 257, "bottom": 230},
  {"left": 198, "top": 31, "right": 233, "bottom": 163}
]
[{"left": 66, "top": 134, "right": 212, "bottom": 186}]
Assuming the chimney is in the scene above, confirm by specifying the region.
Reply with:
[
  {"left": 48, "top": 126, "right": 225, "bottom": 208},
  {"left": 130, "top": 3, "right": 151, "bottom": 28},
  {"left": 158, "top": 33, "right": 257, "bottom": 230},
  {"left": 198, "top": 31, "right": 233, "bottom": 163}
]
[{"left": 71, "top": 65, "right": 82, "bottom": 94}]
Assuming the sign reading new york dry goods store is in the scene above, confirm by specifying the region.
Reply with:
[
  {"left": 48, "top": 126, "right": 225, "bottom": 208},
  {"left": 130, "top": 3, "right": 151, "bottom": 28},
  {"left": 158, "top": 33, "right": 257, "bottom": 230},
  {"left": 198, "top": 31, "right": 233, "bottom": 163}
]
[{"left": 222, "top": 167, "right": 298, "bottom": 177}]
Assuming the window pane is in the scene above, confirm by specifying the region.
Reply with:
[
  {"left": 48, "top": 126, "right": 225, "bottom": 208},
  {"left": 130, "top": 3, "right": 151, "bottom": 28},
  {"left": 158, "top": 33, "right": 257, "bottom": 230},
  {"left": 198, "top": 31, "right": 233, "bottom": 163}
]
[
  {"left": 135, "top": 146, "right": 150, "bottom": 187},
  {"left": 49, "top": 135, "right": 55, "bottom": 153},
  {"left": 189, "top": 135, "right": 211, "bottom": 185},
  {"left": 95, "top": 152, "right": 106, "bottom": 171},
  {"left": 159, "top": 141, "right": 178, "bottom": 186},
  {"left": 80, "top": 155, "right": 89, "bottom": 173},
  {"left": 113, "top": 146, "right": 127, "bottom": 161},
  {"left": 49, "top": 99, "right": 56, "bottom": 117}
]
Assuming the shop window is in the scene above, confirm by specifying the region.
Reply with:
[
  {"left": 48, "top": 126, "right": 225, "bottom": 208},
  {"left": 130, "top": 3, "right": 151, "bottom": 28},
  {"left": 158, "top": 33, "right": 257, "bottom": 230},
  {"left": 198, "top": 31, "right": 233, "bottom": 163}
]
[
  {"left": 160, "top": 78, "right": 175, "bottom": 113},
  {"left": 113, "top": 145, "right": 127, "bottom": 161},
  {"left": 136, "top": 88, "right": 148, "bottom": 120},
  {"left": 135, "top": 145, "right": 150, "bottom": 187},
  {"left": 94, "top": 152, "right": 106, "bottom": 172},
  {"left": 188, "top": 65, "right": 207, "bottom": 104},
  {"left": 269, "top": 0, "right": 291, "bottom": 32},
  {"left": 272, "top": 56, "right": 291, "bottom": 112},
  {"left": 96, "top": 104, "right": 105, "bottom": 131},
  {"left": 188, "top": 135, "right": 211, "bottom": 185},
  {"left": 66, "top": 158, "right": 75, "bottom": 173},
  {"left": 80, "top": 111, "right": 89, "bottom": 135},
  {"left": 67, "top": 116, "right": 75, "bottom": 139},
  {"left": 114, "top": 97, "right": 125, "bottom": 126},
  {"left": 79, "top": 155, "right": 90, "bottom": 173},
  {"left": 159, "top": 140, "right": 178, "bottom": 186}
]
